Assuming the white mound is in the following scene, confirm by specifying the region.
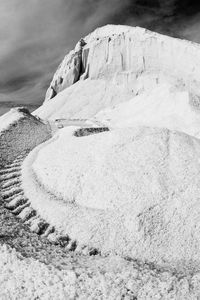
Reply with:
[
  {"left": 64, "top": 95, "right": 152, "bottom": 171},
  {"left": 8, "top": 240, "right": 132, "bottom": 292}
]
[
  {"left": 22, "top": 125, "right": 200, "bottom": 267},
  {"left": 35, "top": 25, "right": 200, "bottom": 130}
]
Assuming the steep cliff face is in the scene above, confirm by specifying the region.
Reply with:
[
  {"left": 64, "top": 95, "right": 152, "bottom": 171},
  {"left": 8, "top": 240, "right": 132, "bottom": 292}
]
[
  {"left": 44, "top": 25, "right": 133, "bottom": 102},
  {"left": 79, "top": 25, "right": 200, "bottom": 95},
  {"left": 45, "top": 39, "right": 86, "bottom": 101}
]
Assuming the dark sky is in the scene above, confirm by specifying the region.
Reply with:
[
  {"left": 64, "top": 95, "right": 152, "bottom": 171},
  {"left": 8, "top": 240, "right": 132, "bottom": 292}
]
[{"left": 0, "top": 0, "right": 200, "bottom": 112}]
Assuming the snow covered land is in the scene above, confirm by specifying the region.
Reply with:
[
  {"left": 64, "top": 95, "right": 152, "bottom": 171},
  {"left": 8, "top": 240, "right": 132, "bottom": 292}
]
[{"left": 2, "top": 25, "right": 200, "bottom": 298}]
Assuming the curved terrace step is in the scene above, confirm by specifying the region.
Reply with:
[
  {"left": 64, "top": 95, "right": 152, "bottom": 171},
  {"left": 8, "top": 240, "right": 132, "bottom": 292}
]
[{"left": 0, "top": 150, "right": 100, "bottom": 256}]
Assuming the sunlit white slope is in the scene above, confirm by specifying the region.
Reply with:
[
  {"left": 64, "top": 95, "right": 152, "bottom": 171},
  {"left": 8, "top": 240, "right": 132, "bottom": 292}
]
[
  {"left": 34, "top": 79, "right": 134, "bottom": 120},
  {"left": 94, "top": 84, "right": 200, "bottom": 138},
  {"left": 35, "top": 24, "right": 200, "bottom": 129}
]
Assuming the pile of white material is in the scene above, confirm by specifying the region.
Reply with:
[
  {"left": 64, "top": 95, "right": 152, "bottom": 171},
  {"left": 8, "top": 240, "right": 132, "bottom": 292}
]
[
  {"left": 19, "top": 24, "right": 200, "bottom": 271},
  {"left": 35, "top": 25, "right": 200, "bottom": 124},
  {"left": 22, "top": 125, "right": 200, "bottom": 268},
  {"left": 0, "top": 244, "right": 76, "bottom": 299}
]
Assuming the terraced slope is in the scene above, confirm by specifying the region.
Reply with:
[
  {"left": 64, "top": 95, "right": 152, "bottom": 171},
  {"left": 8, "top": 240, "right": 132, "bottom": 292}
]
[
  {"left": 2, "top": 134, "right": 200, "bottom": 299},
  {"left": 0, "top": 152, "right": 100, "bottom": 255},
  {"left": 2, "top": 112, "right": 200, "bottom": 298}
]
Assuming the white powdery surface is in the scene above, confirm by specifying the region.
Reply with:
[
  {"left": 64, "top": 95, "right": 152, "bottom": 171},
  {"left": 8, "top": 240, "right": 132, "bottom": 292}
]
[
  {"left": 34, "top": 79, "right": 134, "bottom": 120},
  {"left": 0, "top": 244, "right": 76, "bottom": 299},
  {"left": 95, "top": 83, "right": 200, "bottom": 138},
  {"left": 22, "top": 125, "right": 200, "bottom": 268}
]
